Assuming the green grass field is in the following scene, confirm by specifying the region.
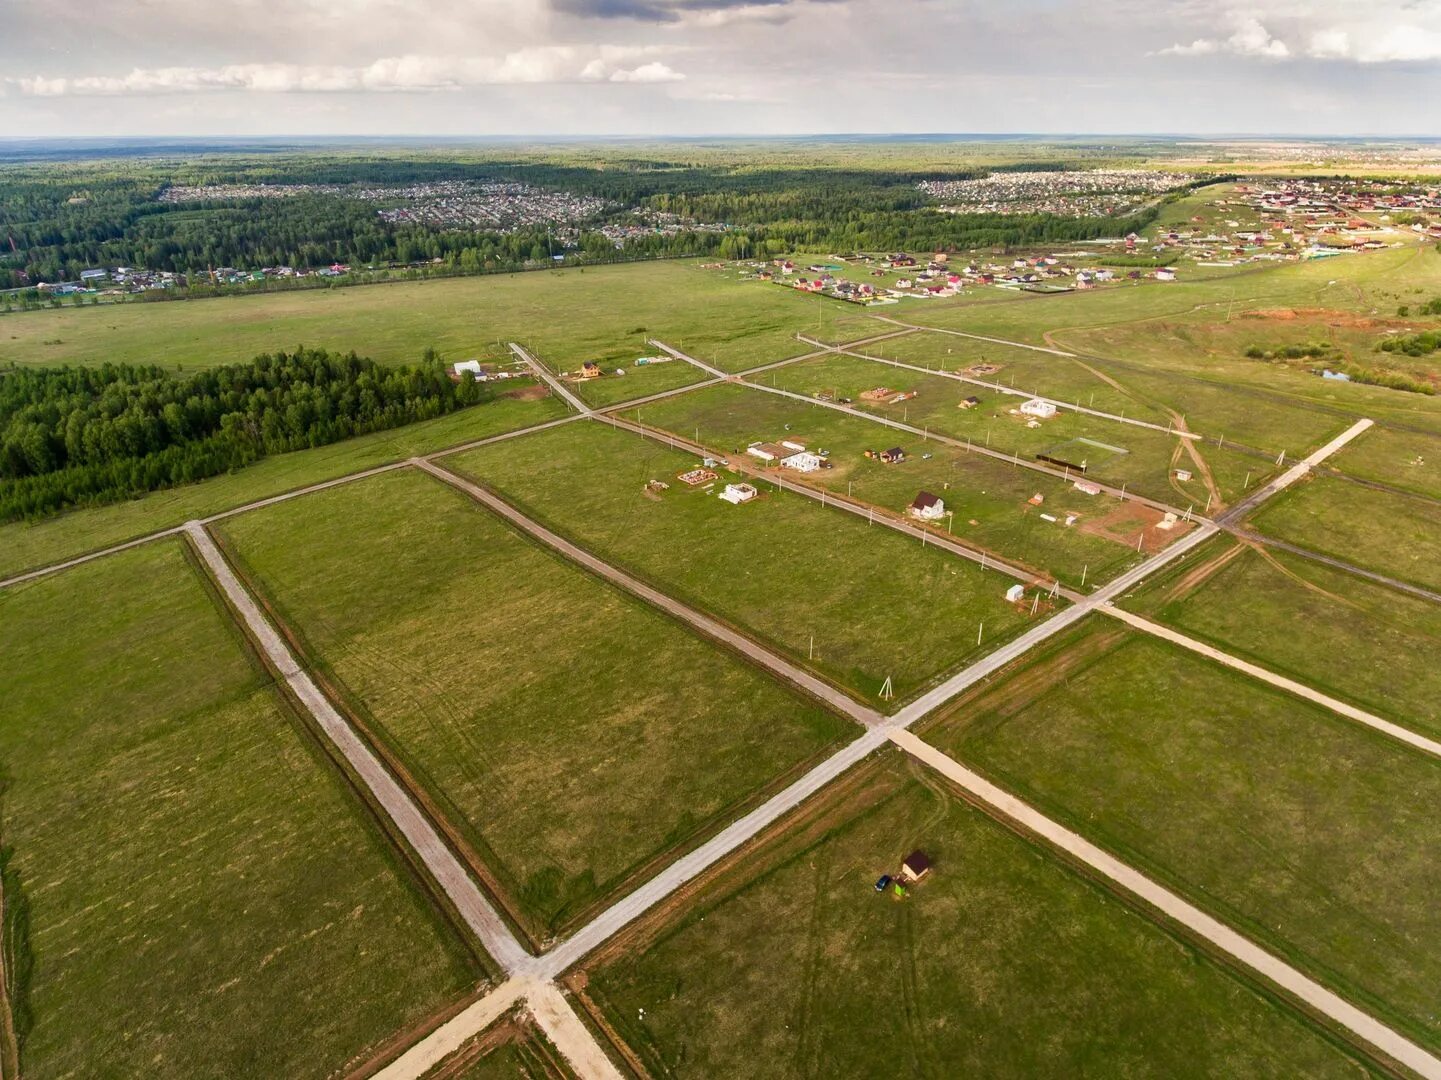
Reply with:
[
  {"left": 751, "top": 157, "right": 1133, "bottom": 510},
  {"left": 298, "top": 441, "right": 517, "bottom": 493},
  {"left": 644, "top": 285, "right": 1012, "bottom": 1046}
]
[
  {"left": 0, "top": 540, "right": 479, "bottom": 1078},
  {"left": 1249, "top": 474, "right": 1441, "bottom": 592},
  {"left": 555, "top": 359, "right": 710, "bottom": 409},
  {"left": 0, "top": 261, "right": 826, "bottom": 374},
  {"left": 746, "top": 351, "right": 1255, "bottom": 506},
  {"left": 929, "top": 625, "right": 1441, "bottom": 1050},
  {"left": 1332, "top": 425, "right": 1441, "bottom": 500},
  {"left": 626, "top": 381, "right": 1149, "bottom": 587},
  {"left": 0, "top": 392, "right": 569, "bottom": 582},
  {"left": 446, "top": 419, "right": 1038, "bottom": 706},
  {"left": 584, "top": 755, "right": 1371, "bottom": 1078},
  {"left": 849, "top": 331, "right": 1174, "bottom": 422},
  {"left": 216, "top": 468, "right": 850, "bottom": 939},
  {"left": 1123, "top": 537, "right": 1441, "bottom": 738}
]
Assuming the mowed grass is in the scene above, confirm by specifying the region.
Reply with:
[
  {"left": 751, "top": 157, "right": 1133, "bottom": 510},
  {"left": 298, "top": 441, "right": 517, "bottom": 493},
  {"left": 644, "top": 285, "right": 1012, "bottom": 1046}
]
[
  {"left": 1249, "top": 474, "right": 1441, "bottom": 592},
  {"left": 216, "top": 469, "right": 849, "bottom": 937},
  {"left": 930, "top": 626, "right": 1441, "bottom": 1050},
  {"left": 0, "top": 261, "right": 823, "bottom": 373},
  {"left": 629, "top": 381, "right": 1145, "bottom": 588},
  {"left": 0, "top": 540, "right": 478, "bottom": 1078},
  {"left": 0, "top": 392, "right": 569, "bottom": 582},
  {"left": 1123, "top": 537, "right": 1441, "bottom": 738},
  {"left": 447, "top": 420, "right": 1037, "bottom": 706},
  {"left": 584, "top": 756, "right": 1370, "bottom": 1078}
]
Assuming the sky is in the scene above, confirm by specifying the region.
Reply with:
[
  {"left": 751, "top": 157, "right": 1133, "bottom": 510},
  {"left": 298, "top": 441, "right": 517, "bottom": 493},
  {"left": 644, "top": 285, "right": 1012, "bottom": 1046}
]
[{"left": 2, "top": 0, "right": 1440, "bottom": 138}]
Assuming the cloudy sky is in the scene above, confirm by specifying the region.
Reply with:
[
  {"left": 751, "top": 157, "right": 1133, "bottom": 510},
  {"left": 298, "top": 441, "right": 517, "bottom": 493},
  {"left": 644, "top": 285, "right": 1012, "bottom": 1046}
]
[{"left": 2, "top": 0, "right": 1439, "bottom": 137}]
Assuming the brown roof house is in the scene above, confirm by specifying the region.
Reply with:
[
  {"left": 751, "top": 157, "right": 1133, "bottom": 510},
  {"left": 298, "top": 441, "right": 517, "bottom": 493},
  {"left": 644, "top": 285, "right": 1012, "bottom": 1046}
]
[{"left": 899, "top": 850, "right": 932, "bottom": 884}]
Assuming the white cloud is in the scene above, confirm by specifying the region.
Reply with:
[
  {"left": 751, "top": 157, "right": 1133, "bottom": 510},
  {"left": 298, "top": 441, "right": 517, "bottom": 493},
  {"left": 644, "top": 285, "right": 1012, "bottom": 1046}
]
[
  {"left": 1305, "top": 24, "right": 1441, "bottom": 63},
  {"left": 607, "top": 61, "right": 684, "bottom": 82},
  {"left": 1307, "top": 28, "right": 1351, "bottom": 60},
  {"left": 1160, "top": 16, "right": 1289, "bottom": 60},
  {"left": 10, "top": 47, "right": 684, "bottom": 96}
]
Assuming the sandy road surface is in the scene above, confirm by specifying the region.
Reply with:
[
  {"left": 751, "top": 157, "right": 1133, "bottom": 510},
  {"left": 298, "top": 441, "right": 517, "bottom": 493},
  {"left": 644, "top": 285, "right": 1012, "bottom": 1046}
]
[{"left": 184, "top": 522, "right": 531, "bottom": 974}]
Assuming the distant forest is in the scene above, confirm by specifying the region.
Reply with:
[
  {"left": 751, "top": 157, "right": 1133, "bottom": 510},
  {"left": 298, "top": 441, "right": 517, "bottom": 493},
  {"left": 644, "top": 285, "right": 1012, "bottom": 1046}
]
[
  {"left": 0, "top": 152, "right": 1198, "bottom": 290},
  {"left": 0, "top": 349, "right": 491, "bottom": 520}
]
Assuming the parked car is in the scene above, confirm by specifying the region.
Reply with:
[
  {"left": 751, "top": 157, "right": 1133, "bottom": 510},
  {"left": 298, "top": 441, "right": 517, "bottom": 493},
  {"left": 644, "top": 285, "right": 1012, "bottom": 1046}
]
[{"left": 874, "top": 874, "right": 892, "bottom": 892}]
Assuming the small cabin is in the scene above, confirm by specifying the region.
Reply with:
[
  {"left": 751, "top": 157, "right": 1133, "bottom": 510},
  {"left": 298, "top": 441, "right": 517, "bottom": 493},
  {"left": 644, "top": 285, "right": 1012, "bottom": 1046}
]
[{"left": 899, "top": 850, "right": 931, "bottom": 884}]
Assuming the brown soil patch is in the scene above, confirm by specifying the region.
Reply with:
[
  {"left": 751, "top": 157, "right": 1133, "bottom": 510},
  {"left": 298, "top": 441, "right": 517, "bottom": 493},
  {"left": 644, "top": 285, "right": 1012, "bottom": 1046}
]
[
  {"left": 1077, "top": 500, "right": 1194, "bottom": 553},
  {"left": 1241, "top": 307, "right": 1386, "bottom": 330},
  {"left": 500, "top": 383, "right": 552, "bottom": 402}
]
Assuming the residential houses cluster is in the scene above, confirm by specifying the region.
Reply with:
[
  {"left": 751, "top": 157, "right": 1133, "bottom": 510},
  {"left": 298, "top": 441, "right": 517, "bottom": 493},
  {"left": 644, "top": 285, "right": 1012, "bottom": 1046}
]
[
  {"left": 35, "top": 266, "right": 185, "bottom": 296},
  {"left": 159, "top": 180, "right": 609, "bottom": 234},
  {"left": 757, "top": 250, "right": 1179, "bottom": 305},
  {"left": 918, "top": 170, "right": 1195, "bottom": 218},
  {"left": 596, "top": 210, "right": 730, "bottom": 248}
]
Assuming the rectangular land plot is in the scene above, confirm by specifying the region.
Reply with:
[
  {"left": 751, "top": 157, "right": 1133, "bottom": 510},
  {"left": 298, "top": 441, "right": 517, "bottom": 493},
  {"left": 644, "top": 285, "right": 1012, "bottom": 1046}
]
[
  {"left": 446, "top": 420, "right": 1038, "bottom": 706},
  {"left": 1333, "top": 425, "right": 1441, "bottom": 501},
  {"left": 554, "top": 358, "right": 710, "bottom": 410},
  {"left": 1123, "top": 537, "right": 1441, "bottom": 739},
  {"left": 1249, "top": 474, "right": 1441, "bottom": 593},
  {"left": 0, "top": 390, "right": 569, "bottom": 583},
  {"left": 215, "top": 468, "right": 851, "bottom": 939},
  {"left": 0, "top": 541, "right": 479, "bottom": 1078},
  {"left": 848, "top": 330, "right": 1173, "bottom": 422},
  {"left": 629, "top": 381, "right": 1149, "bottom": 587},
  {"left": 580, "top": 756, "right": 1370, "bottom": 1078},
  {"left": 753, "top": 352, "right": 1253, "bottom": 506},
  {"left": 929, "top": 624, "right": 1441, "bottom": 1051}
]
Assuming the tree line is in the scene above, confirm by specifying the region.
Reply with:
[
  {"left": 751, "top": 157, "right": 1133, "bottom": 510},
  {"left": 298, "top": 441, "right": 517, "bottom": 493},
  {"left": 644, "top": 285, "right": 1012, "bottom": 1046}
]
[{"left": 0, "top": 349, "right": 492, "bottom": 520}]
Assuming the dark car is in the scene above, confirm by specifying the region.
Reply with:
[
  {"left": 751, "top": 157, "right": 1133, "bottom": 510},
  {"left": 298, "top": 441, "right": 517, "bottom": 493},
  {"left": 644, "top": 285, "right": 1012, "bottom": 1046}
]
[{"left": 874, "top": 874, "right": 892, "bottom": 892}]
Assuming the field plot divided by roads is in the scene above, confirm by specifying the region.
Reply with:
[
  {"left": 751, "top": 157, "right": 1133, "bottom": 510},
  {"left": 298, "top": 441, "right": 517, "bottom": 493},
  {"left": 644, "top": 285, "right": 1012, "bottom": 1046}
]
[
  {"left": 577, "top": 756, "right": 1373, "bottom": 1078},
  {"left": 924, "top": 623, "right": 1441, "bottom": 1051},
  {"left": 1122, "top": 536, "right": 1441, "bottom": 739},
  {"left": 214, "top": 467, "right": 851, "bottom": 941},
  {"left": 0, "top": 540, "right": 480, "bottom": 1078},
  {"left": 1248, "top": 473, "right": 1441, "bottom": 594},
  {"left": 626, "top": 380, "right": 1159, "bottom": 589},
  {"left": 745, "top": 349, "right": 1267, "bottom": 508},
  {"left": 445, "top": 418, "right": 1042, "bottom": 707}
]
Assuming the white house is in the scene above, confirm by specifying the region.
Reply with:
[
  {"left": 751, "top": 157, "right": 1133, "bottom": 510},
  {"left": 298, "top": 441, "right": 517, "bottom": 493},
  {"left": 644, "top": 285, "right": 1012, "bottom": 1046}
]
[
  {"left": 1005, "top": 584, "right": 1025, "bottom": 603},
  {"left": 1156, "top": 268, "right": 1177, "bottom": 282},
  {"left": 781, "top": 451, "right": 823, "bottom": 473},
  {"left": 908, "top": 491, "right": 946, "bottom": 521},
  {"left": 719, "top": 483, "right": 757, "bottom": 505},
  {"left": 1019, "top": 398, "right": 1057, "bottom": 420},
  {"left": 453, "top": 360, "right": 485, "bottom": 380}
]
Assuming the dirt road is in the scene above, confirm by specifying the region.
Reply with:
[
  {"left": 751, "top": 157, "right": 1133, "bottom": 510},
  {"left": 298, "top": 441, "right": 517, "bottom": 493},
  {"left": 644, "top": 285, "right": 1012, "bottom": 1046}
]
[
  {"left": 184, "top": 522, "right": 532, "bottom": 974},
  {"left": 1102, "top": 606, "right": 1441, "bottom": 759}
]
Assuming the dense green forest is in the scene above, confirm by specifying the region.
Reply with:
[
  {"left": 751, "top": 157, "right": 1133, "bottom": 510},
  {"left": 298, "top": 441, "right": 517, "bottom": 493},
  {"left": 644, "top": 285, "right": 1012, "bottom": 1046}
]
[
  {"left": 0, "top": 149, "right": 1195, "bottom": 289},
  {"left": 0, "top": 349, "right": 490, "bottom": 520}
]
